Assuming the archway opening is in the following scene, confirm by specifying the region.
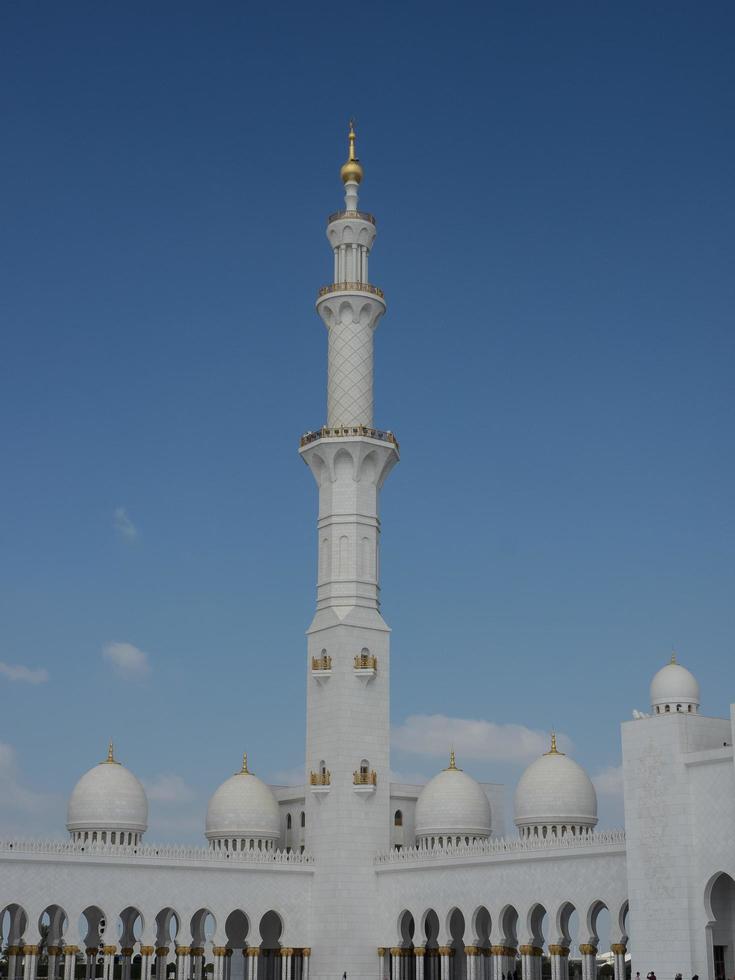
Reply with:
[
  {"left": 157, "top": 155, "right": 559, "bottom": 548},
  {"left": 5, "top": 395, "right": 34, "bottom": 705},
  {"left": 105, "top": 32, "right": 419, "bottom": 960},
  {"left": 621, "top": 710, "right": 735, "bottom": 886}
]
[{"left": 710, "top": 873, "right": 735, "bottom": 980}]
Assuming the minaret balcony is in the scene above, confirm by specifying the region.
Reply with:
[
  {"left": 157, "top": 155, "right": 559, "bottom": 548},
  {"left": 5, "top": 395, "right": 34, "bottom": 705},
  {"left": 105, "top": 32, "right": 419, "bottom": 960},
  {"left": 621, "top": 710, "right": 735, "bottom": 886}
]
[
  {"left": 328, "top": 209, "right": 376, "bottom": 225},
  {"left": 300, "top": 426, "right": 399, "bottom": 450},
  {"left": 353, "top": 770, "right": 377, "bottom": 794},
  {"left": 311, "top": 655, "right": 332, "bottom": 682},
  {"left": 309, "top": 771, "right": 331, "bottom": 794},
  {"left": 353, "top": 653, "right": 377, "bottom": 683},
  {"left": 318, "top": 281, "right": 384, "bottom": 299}
]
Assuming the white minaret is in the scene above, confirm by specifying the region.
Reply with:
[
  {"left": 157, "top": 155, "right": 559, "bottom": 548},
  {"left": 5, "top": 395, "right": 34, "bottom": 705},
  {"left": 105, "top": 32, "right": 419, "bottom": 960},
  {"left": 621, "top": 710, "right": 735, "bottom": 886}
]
[{"left": 300, "top": 124, "right": 398, "bottom": 979}]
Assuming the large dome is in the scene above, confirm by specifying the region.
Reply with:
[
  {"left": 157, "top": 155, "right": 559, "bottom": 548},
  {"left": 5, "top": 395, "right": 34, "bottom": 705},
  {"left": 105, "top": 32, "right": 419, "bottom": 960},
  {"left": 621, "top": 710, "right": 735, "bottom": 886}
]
[
  {"left": 514, "top": 735, "right": 597, "bottom": 837},
  {"left": 650, "top": 655, "right": 700, "bottom": 714},
  {"left": 205, "top": 755, "right": 280, "bottom": 848},
  {"left": 415, "top": 753, "right": 491, "bottom": 846},
  {"left": 67, "top": 743, "right": 148, "bottom": 842}
]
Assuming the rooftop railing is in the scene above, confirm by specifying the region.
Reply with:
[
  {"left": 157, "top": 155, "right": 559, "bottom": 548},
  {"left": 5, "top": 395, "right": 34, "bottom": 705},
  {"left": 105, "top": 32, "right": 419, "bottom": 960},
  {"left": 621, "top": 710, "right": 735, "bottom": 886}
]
[
  {"left": 0, "top": 838, "right": 313, "bottom": 865},
  {"left": 328, "top": 209, "right": 376, "bottom": 225},
  {"left": 318, "top": 282, "right": 384, "bottom": 299},
  {"left": 300, "top": 426, "right": 399, "bottom": 450}
]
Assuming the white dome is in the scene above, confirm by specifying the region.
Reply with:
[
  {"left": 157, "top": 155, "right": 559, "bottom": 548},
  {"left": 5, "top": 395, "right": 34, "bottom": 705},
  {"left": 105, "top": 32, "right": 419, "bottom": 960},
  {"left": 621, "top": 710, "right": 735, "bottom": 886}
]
[
  {"left": 205, "top": 755, "right": 280, "bottom": 842},
  {"left": 67, "top": 745, "right": 148, "bottom": 835},
  {"left": 514, "top": 736, "right": 597, "bottom": 832},
  {"left": 650, "top": 656, "right": 700, "bottom": 712},
  {"left": 415, "top": 755, "right": 491, "bottom": 840}
]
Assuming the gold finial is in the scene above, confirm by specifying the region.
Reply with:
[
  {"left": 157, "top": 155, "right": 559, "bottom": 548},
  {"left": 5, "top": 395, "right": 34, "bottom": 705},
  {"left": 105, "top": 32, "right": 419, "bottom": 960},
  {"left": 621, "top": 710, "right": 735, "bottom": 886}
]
[
  {"left": 104, "top": 740, "right": 120, "bottom": 765},
  {"left": 237, "top": 753, "right": 250, "bottom": 775},
  {"left": 340, "top": 119, "right": 364, "bottom": 185},
  {"left": 670, "top": 651, "right": 677, "bottom": 664},
  {"left": 445, "top": 749, "right": 462, "bottom": 771},
  {"left": 544, "top": 732, "right": 564, "bottom": 756}
]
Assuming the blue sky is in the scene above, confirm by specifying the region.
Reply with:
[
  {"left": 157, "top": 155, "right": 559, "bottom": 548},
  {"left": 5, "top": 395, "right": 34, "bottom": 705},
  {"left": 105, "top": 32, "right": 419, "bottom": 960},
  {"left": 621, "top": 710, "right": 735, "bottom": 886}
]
[{"left": 0, "top": 1, "right": 733, "bottom": 842}]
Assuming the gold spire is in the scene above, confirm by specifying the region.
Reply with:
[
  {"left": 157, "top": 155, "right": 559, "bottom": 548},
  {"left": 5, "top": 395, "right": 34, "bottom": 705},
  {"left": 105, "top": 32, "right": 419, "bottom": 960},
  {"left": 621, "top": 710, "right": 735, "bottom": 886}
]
[
  {"left": 237, "top": 753, "right": 251, "bottom": 775},
  {"left": 445, "top": 749, "right": 462, "bottom": 771},
  {"left": 670, "top": 651, "right": 677, "bottom": 664},
  {"left": 544, "top": 732, "right": 564, "bottom": 756},
  {"left": 340, "top": 119, "right": 364, "bottom": 185},
  {"left": 104, "top": 740, "right": 120, "bottom": 765}
]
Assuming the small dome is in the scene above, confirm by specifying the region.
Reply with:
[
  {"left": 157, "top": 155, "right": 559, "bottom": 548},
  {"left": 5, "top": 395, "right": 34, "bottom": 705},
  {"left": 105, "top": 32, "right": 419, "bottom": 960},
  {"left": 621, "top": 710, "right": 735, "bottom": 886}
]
[
  {"left": 415, "top": 753, "right": 492, "bottom": 842},
  {"left": 67, "top": 743, "right": 148, "bottom": 836},
  {"left": 514, "top": 735, "right": 597, "bottom": 834},
  {"left": 205, "top": 754, "right": 280, "bottom": 843},
  {"left": 340, "top": 121, "right": 364, "bottom": 185},
  {"left": 650, "top": 655, "right": 700, "bottom": 713}
]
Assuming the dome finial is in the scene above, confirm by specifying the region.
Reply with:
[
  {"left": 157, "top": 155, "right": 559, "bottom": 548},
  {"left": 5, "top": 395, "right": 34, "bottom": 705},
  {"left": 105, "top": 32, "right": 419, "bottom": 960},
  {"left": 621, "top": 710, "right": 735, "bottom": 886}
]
[
  {"left": 237, "top": 752, "right": 250, "bottom": 775},
  {"left": 445, "top": 748, "right": 462, "bottom": 771},
  {"left": 671, "top": 650, "right": 677, "bottom": 664},
  {"left": 545, "top": 732, "right": 563, "bottom": 756},
  {"left": 340, "top": 119, "right": 364, "bottom": 185},
  {"left": 105, "top": 740, "right": 120, "bottom": 765}
]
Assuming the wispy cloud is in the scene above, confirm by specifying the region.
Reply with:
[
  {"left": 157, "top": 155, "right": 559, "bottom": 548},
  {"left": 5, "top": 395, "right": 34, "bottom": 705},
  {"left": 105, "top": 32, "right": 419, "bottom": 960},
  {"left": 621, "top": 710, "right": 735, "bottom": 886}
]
[
  {"left": 102, "top": 642, "right": 151, "bottom": 679},
  {"left": 144, "top": 773, "right": 196, "bottom": 803},
  {"left": 392, "top": 714, "right": 570, "bottom": 764},
  {"left": 593, "top": 764, "right": 623, "bottom": 797},
  {"left": 113, "top": 507, "right": 138, "bottom": 540},
  {"left": 0, "top": 742, "right": 63, "bottom": 836},
  {"left": 0, "top": 662, "right": 49, "bottom": 684}
]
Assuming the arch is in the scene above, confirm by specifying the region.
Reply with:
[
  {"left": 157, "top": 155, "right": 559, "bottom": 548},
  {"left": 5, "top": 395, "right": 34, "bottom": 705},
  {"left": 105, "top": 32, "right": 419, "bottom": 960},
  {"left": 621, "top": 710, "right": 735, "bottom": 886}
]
[
  {"left": 706, "top": 873, "right": 735, "bottom": 980},
  {"left": 81, "top": 906, "right": 108, "bottom": 950},
  {"left": 300, "top": 811, "right": 305, "bottom": 828},
  {"left": 552, "top": 902, "right": 576, "bottom": 949},
  {"left": 498, "top": 905, "right": 519, "bottom": 947},
  {"left": 422, "top": 909, "right": 440, "bottom": 948},
  {"left": 472, "top": 906, "right": 491, "bottom": 948},
  {"left": 258, "top": 911, "right": 283, "bottom": 980},
  {"left": 616, "top": 901, "right": 629, "bottom": 946},
  {"left": 155, "top": 908, "right": 180, "bottom": 948},
  {"left": 526, "top": 903, "right": 547, "bottom": 949},
  {"left": 118, "top": 907, "right": 144, "bottom": 948},
  {"left": 398, "top": 910, "right": 415, "bottom": 945},
  {"left": 333, "top": 448, "right": 354, "bottom": 482},
  {"left": 448, "top": 909, "right": 466, "bottom": 980},
  {"left": 191, "top": 908, "right": 217, "bottom": 948},
  {"left": 39, "top": 904, "right": 69, "bottom": 948},
  {"left": 338, "top": 535, "right": 351, "bottom": 577},
  {"left": 394, "top": 810, "right": 403, "bottom": 827},
  {"left": 584, "top": 901, "right": 610, "bottom": 951}
]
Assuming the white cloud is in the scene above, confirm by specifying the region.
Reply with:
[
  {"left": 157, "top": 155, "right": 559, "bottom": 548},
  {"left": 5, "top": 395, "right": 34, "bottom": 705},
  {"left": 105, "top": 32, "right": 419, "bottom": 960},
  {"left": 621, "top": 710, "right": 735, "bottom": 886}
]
[
  {"left": 392, "top": 714, "right": 571, "bottom": 764},
  {"left": 0, "top": 662, "right": 49, "bottom": 684},
  {"left": 0, "top": 743, "right": 63, "bottom": 837},
  {"left": 102, "top": 642, "right": 151, "bottom": 678},
  {"left": 113, "top": 507, "right": 138, "bottom": 540},
  {"left": 144, "top": 774, "right": 196, "bottom": 803},
  {"left": 593, "top": 764, "right": 624, "bottom": 797}
]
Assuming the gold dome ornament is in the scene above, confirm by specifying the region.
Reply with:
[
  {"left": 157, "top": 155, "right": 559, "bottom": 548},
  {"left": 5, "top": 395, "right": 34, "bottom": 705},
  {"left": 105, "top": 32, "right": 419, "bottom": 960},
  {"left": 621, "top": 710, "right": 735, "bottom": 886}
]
[{"left": 340, "top": 120, "right": 364, "bottom": 185}]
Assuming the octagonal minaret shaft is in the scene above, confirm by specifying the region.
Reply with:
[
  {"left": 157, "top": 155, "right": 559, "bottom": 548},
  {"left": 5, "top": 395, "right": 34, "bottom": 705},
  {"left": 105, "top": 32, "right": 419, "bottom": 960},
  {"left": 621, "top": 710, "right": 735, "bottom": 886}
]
[{"left": 317, "top": 121, "right": 385, "bottom": 428}]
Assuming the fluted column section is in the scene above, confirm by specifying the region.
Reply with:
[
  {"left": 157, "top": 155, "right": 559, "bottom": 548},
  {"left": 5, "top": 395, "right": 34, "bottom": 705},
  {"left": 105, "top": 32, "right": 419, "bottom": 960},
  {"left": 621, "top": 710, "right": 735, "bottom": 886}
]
[
  {"left": 102, "top": 946, "right": 117, "bottom": 980},
  {"left": 302, "top": 949, "right": 310, "bottom": 980},
  {"left": 63, "top": 946, "right": 79, "bottom": 980},
  {"left": 549, "top": 947, "right": 569, "bottom": 980},
  {"left": 23, "top": 945, "right": 40, "bottom": 980},
  {"left": 610, "top": 945, "right": 626, "bottom": 980},
  {"left": 579, "top": 946, "right": 597, "bottom": 980},
  {"left": 140, "top": 947, "right": 154, "bottom": 980},
  {"left": 414, "top": 949, "right": 425, "bottom": 980},
  {"left": 156, "top": 946, "right": 170, "bottom": 980}
]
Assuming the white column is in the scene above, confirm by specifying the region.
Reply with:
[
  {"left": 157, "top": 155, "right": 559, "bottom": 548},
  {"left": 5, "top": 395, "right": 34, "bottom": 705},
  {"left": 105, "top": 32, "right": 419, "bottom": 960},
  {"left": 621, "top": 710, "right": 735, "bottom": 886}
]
[
  {"left": 414, "top": 949, "right": 425, "bottom": 980},
  {"left": 378, "top": 949, "right": 387, "bottom": 980},
  {"left": 438, "top": 947, "right": 451, "bottom": 980},
  {"left": 64, "top": 947, "right": 80, "bottom": 980},
  {"left": 140, "top": 947, "right": 154, "bottom": 980},
  {"left": 84, "top": 948, "right": 97, "bottom": 980},
  {"left": 610, "top": 946, "right": 626, "bottom": 980},
  {"left": 102, "top": 946, "right": 116, "bottom": 980},
  {"left": 466, "top": 948, "right": 478, "bottom": 980},
  {"left": 48, "top": 946, "right": 63, "bottom": 980},
  {"left": 156, "top": 947, "right": 170, "bottom": 980},
  {"left": 579, "top": 947, "right": 597, "bottom": 980},
  {"left": 23, "top": 945, "right": 40, "bottom": 980},
  {"left": 302, "top": 950, "right": 310, "bottom": 980},
  {"left": 120, "top": 948, "right": 133, "bottom": 980}
]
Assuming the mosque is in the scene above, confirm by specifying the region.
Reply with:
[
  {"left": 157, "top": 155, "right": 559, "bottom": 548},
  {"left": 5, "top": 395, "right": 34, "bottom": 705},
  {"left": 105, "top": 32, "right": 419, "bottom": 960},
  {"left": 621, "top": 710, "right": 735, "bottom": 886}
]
[{"left": 1, "top": 126, "right": 733, "bottom": 980}]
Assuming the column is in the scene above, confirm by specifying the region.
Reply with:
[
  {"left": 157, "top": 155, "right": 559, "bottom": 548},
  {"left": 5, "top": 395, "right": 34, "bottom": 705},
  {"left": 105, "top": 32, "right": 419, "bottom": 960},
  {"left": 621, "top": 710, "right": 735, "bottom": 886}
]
[
  {"left": 175, "top": 946, "right": 190, "bottom": 980},
  {"left": 156, "top": 946, "right": 170, "bottom": 980},
  {"left": 23, "top": 945, "right": 40, "bottom": 980},
  {"left": 519, "top": 947, "right": 542, "bottom": 980},
  {"left": 246, "top": 949, "right": 259, "bottom": 980},
  {"left": 120, "top": 948, "right": 134, "bottom": 980},
  {"left": 212, "top": 949, "right": 226, "bottom": 980},
  {"left": 579, "top": 946, "right": 597, "bottom": 980},
  {"left": 8, "top": 945, "right": 22, "bottom": 980},
  {"left": 191, "top": 948, "right": 204, "bottom": 980},
  {"left": 102, "top": 946, "right": 117, "bottom": 980},
  {"left": 610, "top": 945, "right": 626, "bottom": 980},
  {"left": 549, "top": 948, "right": 569, "bottom": 980},
  {"left": 302, "top": 949, "right": 310, "bottom": 980},
  {"left": 378, "top": 949, "right": 387, "bottom": 980},
  {"left": 414, "top": 948, "right": 425, "bottom": 980},
  {"left": 437, "top": 947, "right": 452, "bottom": 980},
  {"left": 85, "top": 949, "right": 97, "bottom": 980},
  {"left": 140, "top": 947, "right": 155, "bottom": 980},
  {"left": 280, "top": 949, "right": 293, "bottom": 980},
  {"left": 64, "top": 946, "right": 80, "bottom": 980},
  {"left": 48, "top": 945, "right": 63, "bottom": 980}
]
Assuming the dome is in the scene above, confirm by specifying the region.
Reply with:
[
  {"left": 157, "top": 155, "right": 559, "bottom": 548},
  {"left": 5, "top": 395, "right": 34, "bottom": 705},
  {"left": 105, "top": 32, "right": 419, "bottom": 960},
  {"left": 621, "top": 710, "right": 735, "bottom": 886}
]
[
  {"left": 67, "top": 743, "right": 148, "bottom": 840},
  {"left": 650, "top": 655, "right": 700, "bottom": 714},
  {"left": 205, "top": 755, "right": 280, "bottom": 846},
  {"left": 415, "top": 753, "right": 492, "bottom": 844},
  {"left": 340, "top": 121, "right": 364, "bottom": 185},
  {"left": 514, "top": 735, "right": 597, "bottom": 836}
]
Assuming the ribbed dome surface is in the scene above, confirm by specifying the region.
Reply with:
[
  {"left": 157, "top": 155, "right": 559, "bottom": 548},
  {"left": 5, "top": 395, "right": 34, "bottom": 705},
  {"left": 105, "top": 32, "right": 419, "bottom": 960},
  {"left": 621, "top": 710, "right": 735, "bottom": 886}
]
[
  {"left": 206, "top": 762, "right": 280, "bottom": 841},
  {"left": 650, "top": 659, "right": 700, "bottom": 709},
  {"left": 415, "top": 761, "right": 491, "bottom": 839},
  {"left": 67, "top": 756, "right": 148, "bottom": 833},
  {"left": 514, "top": 744, "right": 597, "bottom": 829}
]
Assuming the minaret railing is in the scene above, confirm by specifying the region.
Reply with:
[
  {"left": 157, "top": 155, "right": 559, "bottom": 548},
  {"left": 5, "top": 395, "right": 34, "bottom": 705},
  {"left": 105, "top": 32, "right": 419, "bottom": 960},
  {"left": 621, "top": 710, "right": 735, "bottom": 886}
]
[{"left": 328, "top": 209, "right": 376, "bottom": 225}]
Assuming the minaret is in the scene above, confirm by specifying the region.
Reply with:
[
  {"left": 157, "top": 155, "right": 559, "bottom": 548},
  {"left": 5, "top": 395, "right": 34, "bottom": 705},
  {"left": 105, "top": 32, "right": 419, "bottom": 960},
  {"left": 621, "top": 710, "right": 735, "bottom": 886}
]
[{"left": 300, "top": 124, "right": 398, "bottom": 979}]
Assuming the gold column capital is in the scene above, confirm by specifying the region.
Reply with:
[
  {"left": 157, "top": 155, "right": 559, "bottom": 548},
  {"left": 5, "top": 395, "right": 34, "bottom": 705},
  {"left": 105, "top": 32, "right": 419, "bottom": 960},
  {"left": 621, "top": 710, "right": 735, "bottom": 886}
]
[
  {"left": 437, "top": 947, "right": 454, "bottom": 957},
  {"left": 7, "top": 946, "right": 23, "bottom": 956},
  {"left": 156, "top": 948, "right": 170, "bottom": 957},
  {"left": 140, "top": 948, "right": 155, "bottom": 957},
  {"left": 519, "top": 946, "right": 543, "bottom": 957},
  {"left": 102, "top": 946, "right": 118, "bottom": 956},
  {"left": 86, "top": 949, "right": 99, "bottom": 958},
  {"left": 390, "top": 947, "right": 403, "bottom": 956},
  {"left": 247, "top": 949, "right": 260, "bottom": 958},
  {"left": 175, "top": 947, "right": 191, "bottom": 956},
  {"left": 611, "top": 944, "right": 627, "bottom": 955},
  {"left": 191, "top": 948, "right": 204, "bottom": 957},
  {"left": 414, "top": 948, "right": 426, "bottom": 956},
  {"left": 549, "top": 947, "right": 570, "bottom": 957},
  {"left": 302, "top": 949, "right": 311, "bottom": 957},
  {"left": 64, "top": 947, "right": 81, "bottom": 956},
  {"left": 279, "top": 948, "right": 294, "bottom": 957},
  {"left": 579, "top": 945, "right": 598, "bottom": 956},
  {"left": 377, "top": 948, "right": 386, "bottom": 956},
  {"left": 491, "top": 946, "right": 517, "bottom": 957},
  {"left": 47, "top": 947, "right": 63, "bottom": 956},
  {"left": 120, "top": 948, "right": 135, "bottom": 957},
  {"left": 465, "top": 947, "right": 481, "bottom": 956},
  {"left": 23, "top": 946, "right": 40, "bottom": 955}
]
